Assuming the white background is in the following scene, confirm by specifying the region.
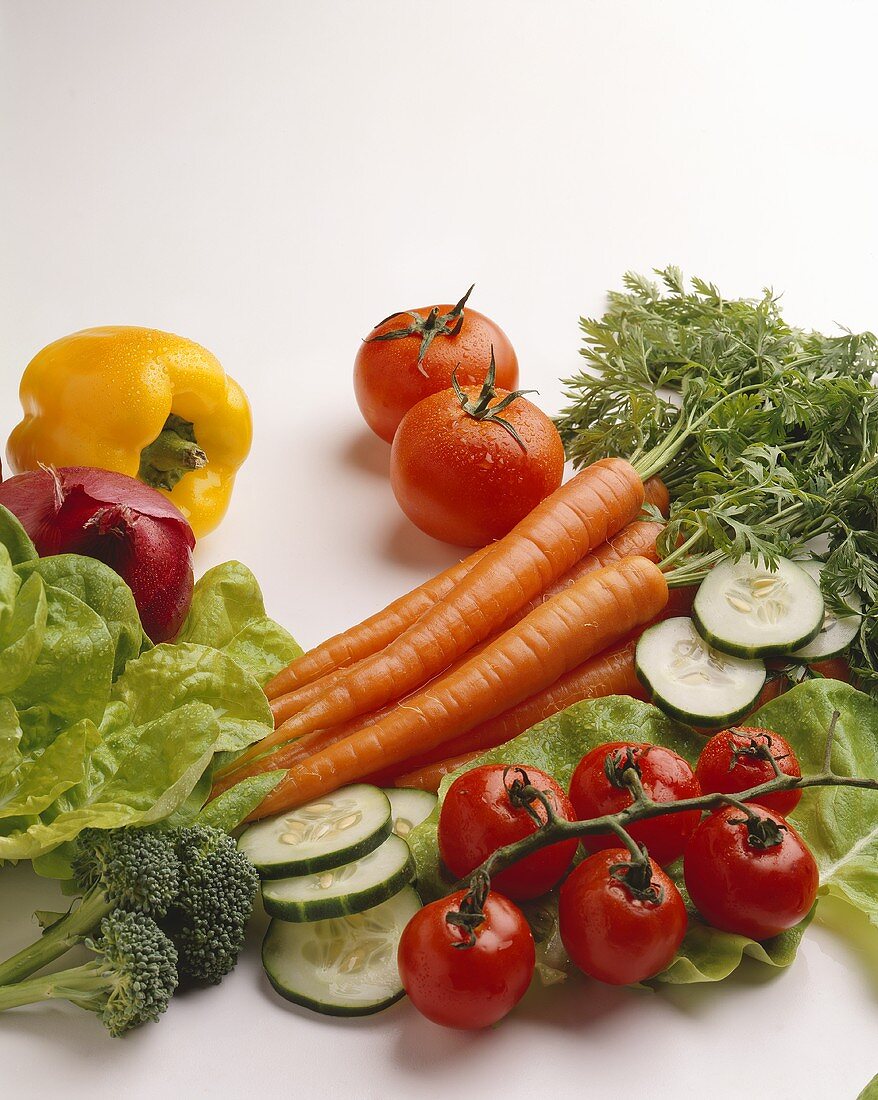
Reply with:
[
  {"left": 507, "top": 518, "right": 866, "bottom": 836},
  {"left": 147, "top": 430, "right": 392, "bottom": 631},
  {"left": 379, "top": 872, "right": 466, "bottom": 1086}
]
[{"left": 2, "top": 2, "right": 877, "bottom": 1098}]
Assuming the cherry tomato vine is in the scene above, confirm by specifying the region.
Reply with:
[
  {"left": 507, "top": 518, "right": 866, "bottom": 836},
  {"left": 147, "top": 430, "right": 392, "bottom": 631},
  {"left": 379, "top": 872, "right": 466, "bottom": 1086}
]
[{"left": 446, "top": 712, "right": 878, "bottom": 930}]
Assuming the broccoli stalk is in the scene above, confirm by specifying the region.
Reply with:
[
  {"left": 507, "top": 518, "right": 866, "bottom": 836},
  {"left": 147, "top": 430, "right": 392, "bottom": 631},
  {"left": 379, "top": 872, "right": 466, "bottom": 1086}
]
[
  {"left": 0, "top": 911, "right": 179, "bottom": 1036},
  {"left": 0, "top": 827, "right": 180, "bottom": 986}
]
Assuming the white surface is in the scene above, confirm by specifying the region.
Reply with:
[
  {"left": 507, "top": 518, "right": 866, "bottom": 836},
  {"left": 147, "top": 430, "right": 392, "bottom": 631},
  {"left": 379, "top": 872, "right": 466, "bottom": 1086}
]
[{"left": 1, "top": 2, "right": 877, "bottom": 1097}]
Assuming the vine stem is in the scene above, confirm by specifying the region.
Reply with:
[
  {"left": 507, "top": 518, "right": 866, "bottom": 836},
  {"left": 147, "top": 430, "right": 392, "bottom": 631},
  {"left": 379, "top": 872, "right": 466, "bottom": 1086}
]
[{"left": 466, "top": 765, "right": 878, "bottom": 891}]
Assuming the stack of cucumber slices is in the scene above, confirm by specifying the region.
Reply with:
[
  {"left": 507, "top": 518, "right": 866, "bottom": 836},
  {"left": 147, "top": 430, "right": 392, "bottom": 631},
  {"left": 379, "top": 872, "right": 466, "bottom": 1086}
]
[
  {"left": 238, "top": 785, "right": 436, "bottom": 1016},
  {"left": 636, "top": 557, "right": 862, "bottom": 726}
]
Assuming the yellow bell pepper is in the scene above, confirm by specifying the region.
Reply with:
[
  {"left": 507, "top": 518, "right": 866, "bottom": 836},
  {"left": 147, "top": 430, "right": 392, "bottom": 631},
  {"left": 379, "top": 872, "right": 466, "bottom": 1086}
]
[{"left": 6, "top": 327, "right": 251, "bottom": 539}]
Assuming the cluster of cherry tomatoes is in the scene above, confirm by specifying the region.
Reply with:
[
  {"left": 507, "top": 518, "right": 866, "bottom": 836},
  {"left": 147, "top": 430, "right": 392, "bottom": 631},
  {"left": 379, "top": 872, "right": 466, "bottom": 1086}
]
[
  {"left": 397, "top": 727, "right": 819, "bottom": 1029},
  {"left": 353, "top": 289, "right": 565, "bottom": 547}
]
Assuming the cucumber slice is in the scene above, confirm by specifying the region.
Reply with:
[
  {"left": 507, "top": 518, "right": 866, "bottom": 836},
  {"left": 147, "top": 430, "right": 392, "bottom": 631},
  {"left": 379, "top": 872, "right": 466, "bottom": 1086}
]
[
  {"left": 792, "top": 561, "right": 862, "bottom": 661},
  {"left": 693, "top": 556, "right": 825, "bottom": 658},
  {"left": 238, "top": 785, "right": 391, "bottom": 879},
  {"left": 261, "top": 834, "right": 415, "bottom": 921},
  {"left": 636, "top": 617, "right": 766, "bottom": 727},
  {"left": 384, "top": 788, "right": 438, "bottom": 839},
  {"left": 262, "top": 886, "right": 421, "bottom": 1016}
]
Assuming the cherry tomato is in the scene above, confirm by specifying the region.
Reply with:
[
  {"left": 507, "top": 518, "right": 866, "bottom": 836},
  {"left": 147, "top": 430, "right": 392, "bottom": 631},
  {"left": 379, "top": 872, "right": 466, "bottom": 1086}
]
[
  {"left": 438, "top": 764, "right": 577, "bottom": 900},
  {"left": 683, "top": 805, "right": 818, "bottom": 940},
  {"left": 397, "top": 888, "right": 535, "bottom": 1029},
  {"left": 354, "top": 289, "right": 518, "bottom": 444},
  {"left": 696, "top": 726, "right": 802, "bottom": 816},
  {"left": 390, "top": 379, "right": 564, "bottom": 548},
  {"left": 568, "top": 742, "right": 701, "bottom": 866},
  {"left": 559, "top": 848, "right": 687, "bottom": 985}
]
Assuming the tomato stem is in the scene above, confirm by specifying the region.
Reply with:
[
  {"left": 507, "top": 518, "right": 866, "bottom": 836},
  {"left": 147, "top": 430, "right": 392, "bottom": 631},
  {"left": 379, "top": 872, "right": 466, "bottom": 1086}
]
[
  {"left": 604, "top": 747, "right": 641, "bottom": 790},
  {"left": 728, "top": 809, "right": 788, "bottom": 850},
  {"left": 728, "top": 733, "right": 788, "bottom": 777},
  {"left": 608, "top": 846, "right": 666, "bottom": 904},
  {"left": 503, "top": 766, "right": 555, "bottom": 828},
  {"left": 365, "top": 284, "right": 475, "bottom": 376},
  {"left": 445, "top": 869, "right": 490, "bottom": 950},
  {"left": 452, "top": 347, "right": 537, "bottom": 450}
]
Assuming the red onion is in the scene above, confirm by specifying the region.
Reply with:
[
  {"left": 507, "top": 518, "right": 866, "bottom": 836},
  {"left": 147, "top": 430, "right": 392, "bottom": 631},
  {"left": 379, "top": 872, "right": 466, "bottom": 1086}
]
[{"left": 0, "top": 466, "right": 195, "bottom": 643}]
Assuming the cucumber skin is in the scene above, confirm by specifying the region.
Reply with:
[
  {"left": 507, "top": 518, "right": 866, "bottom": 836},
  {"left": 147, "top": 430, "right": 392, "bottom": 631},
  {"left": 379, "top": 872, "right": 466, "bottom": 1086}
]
[
  {"left": 634, "top": 660, "right": 766, "bottom": 728},
  {"left": 251, "top": 816, "right": 393, "bottom": 880},
  {"left": 261, "top": 849, "right": 415, "bottom": 922},
  {"left": 792, "top": 561, "right": 861, "bottom": 661},
  {"left": 793, "top": 634, "right": 854, "bottom": 662},
  {"left": 692, "top": 560, "right": 825, "bottom": 659},
  {"left": 261, "top": 921, "right": 408, "bottom": 1017},
  {"left": 692, "top": 601, "right": 823, "bottom": 659}
]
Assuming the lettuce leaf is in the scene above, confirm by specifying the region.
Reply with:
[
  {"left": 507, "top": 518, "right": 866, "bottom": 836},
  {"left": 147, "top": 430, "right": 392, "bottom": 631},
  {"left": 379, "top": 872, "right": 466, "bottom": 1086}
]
[
  {"left": 16, "top": 555, "right": 142, "bottom": 678},
  {"left": 754, "top": 679, "right": 878, "bottom": 937},
  {"left": 0, "top": 573, "right": 48, "bottom": 695},
  {"left": 407, "top": 688, "right": 875, "bottom": 987},
  {"left": 177, "top": 561, "right": 302, "bottom": 686},
  {"left": 517, "top": 879, "right": 812, "bottom": 987},
  {"left": 196, "top": 771, "right": 286, "bottom": 833},
  {"left": 0, "top": 636, "right": 278, "bottom": 867},
  {"left": 653, "top": 876, "right": 813, "bottom": 983},
  {"left": 109, "top": 641, "right": 273, "bottom": 755},
  {"left": 0, "top": 543, "right": 20, "bottom": 638},
  {"left": 0, "top": 547, "right": 294, "bottom": 871},
  {"left": 0, "top": 702, "right": 223, "bottom": 865},
  {"left": 0, "top": 504, "right": 37, "bottom": 566},
  {"left": 0, "top": 698, "right": 21, "bottom": 789},
  {"left": 10, "top": 585, "right": 114, "bottom": 729},
  {"left": 0, "top": 718, "right": 100, "bottom": 822},
  {"left": 858, "top": 1073, "right": 878, "bottom": 1100}
]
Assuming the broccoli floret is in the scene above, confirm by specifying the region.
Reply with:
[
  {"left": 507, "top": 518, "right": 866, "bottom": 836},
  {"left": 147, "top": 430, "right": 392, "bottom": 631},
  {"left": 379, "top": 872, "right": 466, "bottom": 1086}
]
[
  {"left": 0, "top": 827, "right": 180, "bottom": 987},
  {"left": 163, "top": 825, "right": 259, "bottom": 985},
  {"left": 72, "top": 827, "right": 181, "bottom": 914},
  {"left": 0, "top": 911, "right": 178, "bottom": 1036}
]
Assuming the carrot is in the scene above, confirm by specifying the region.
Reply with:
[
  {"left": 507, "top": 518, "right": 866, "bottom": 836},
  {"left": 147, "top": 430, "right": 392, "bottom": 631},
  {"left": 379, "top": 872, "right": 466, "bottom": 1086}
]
[
  {"left": 244, "top": 584, "right": 695, "bottom": 799},
  {"left": 644, "top": 474, "right": 670, "bottom": 518},
  {"left": 393, "top": 752, "right": 484, "bottom": 793},
  {"left": 267, "top": 517, "right": 664, "bottom": 730},
  {"left": 247, "top": 554, "right": 668, "bottom": 818},
  {"left": 264, "top": 476, "right": 668, "bottom": 702},
  {"left": 263, "top": 544, "right": 496, "bottom": 700},
  {"left": 216, "top": 517, "right": 670, "bottom": 798},
  {"left": 215, "top": 530, "right": 686, "bottom": 801},
  {"left": 361, "top": 584, "right": 697, "bottom": 788},
  {"left": 366, "top": 637, "right": 646, "bottom": 786},
  {"left": 491, "top": 519, "right": 662, "bottom": 628},
  {"left": 217, "top": 457, "right": 645, "bottom": 782}
]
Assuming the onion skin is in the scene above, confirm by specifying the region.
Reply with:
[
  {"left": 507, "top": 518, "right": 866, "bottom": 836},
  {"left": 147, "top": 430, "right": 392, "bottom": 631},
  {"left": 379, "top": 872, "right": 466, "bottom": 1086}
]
[{"left": 0, "top": 466, "right": 195, "bottom": 643}]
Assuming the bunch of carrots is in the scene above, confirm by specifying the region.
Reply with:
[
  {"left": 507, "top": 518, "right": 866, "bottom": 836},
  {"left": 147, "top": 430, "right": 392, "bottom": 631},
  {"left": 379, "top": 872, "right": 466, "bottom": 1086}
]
[{"left": 212, "top": 457, "right": 701, "bottom": 819}]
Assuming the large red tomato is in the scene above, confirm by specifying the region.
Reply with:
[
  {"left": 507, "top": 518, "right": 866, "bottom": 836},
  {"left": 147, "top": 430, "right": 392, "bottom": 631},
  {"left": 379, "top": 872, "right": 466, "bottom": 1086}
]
[
  {"left": 354, "top": 288, "right": 518, "bottom": 443},
  {"left": 390, "top": 374, "right": 564, "bottom": 547}
]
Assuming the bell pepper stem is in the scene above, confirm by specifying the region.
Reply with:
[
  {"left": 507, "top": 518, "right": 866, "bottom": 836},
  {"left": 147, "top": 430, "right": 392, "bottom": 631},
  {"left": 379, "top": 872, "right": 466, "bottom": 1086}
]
[{"left": 139, "top": 414, "right": 207, "bottom": 491}]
